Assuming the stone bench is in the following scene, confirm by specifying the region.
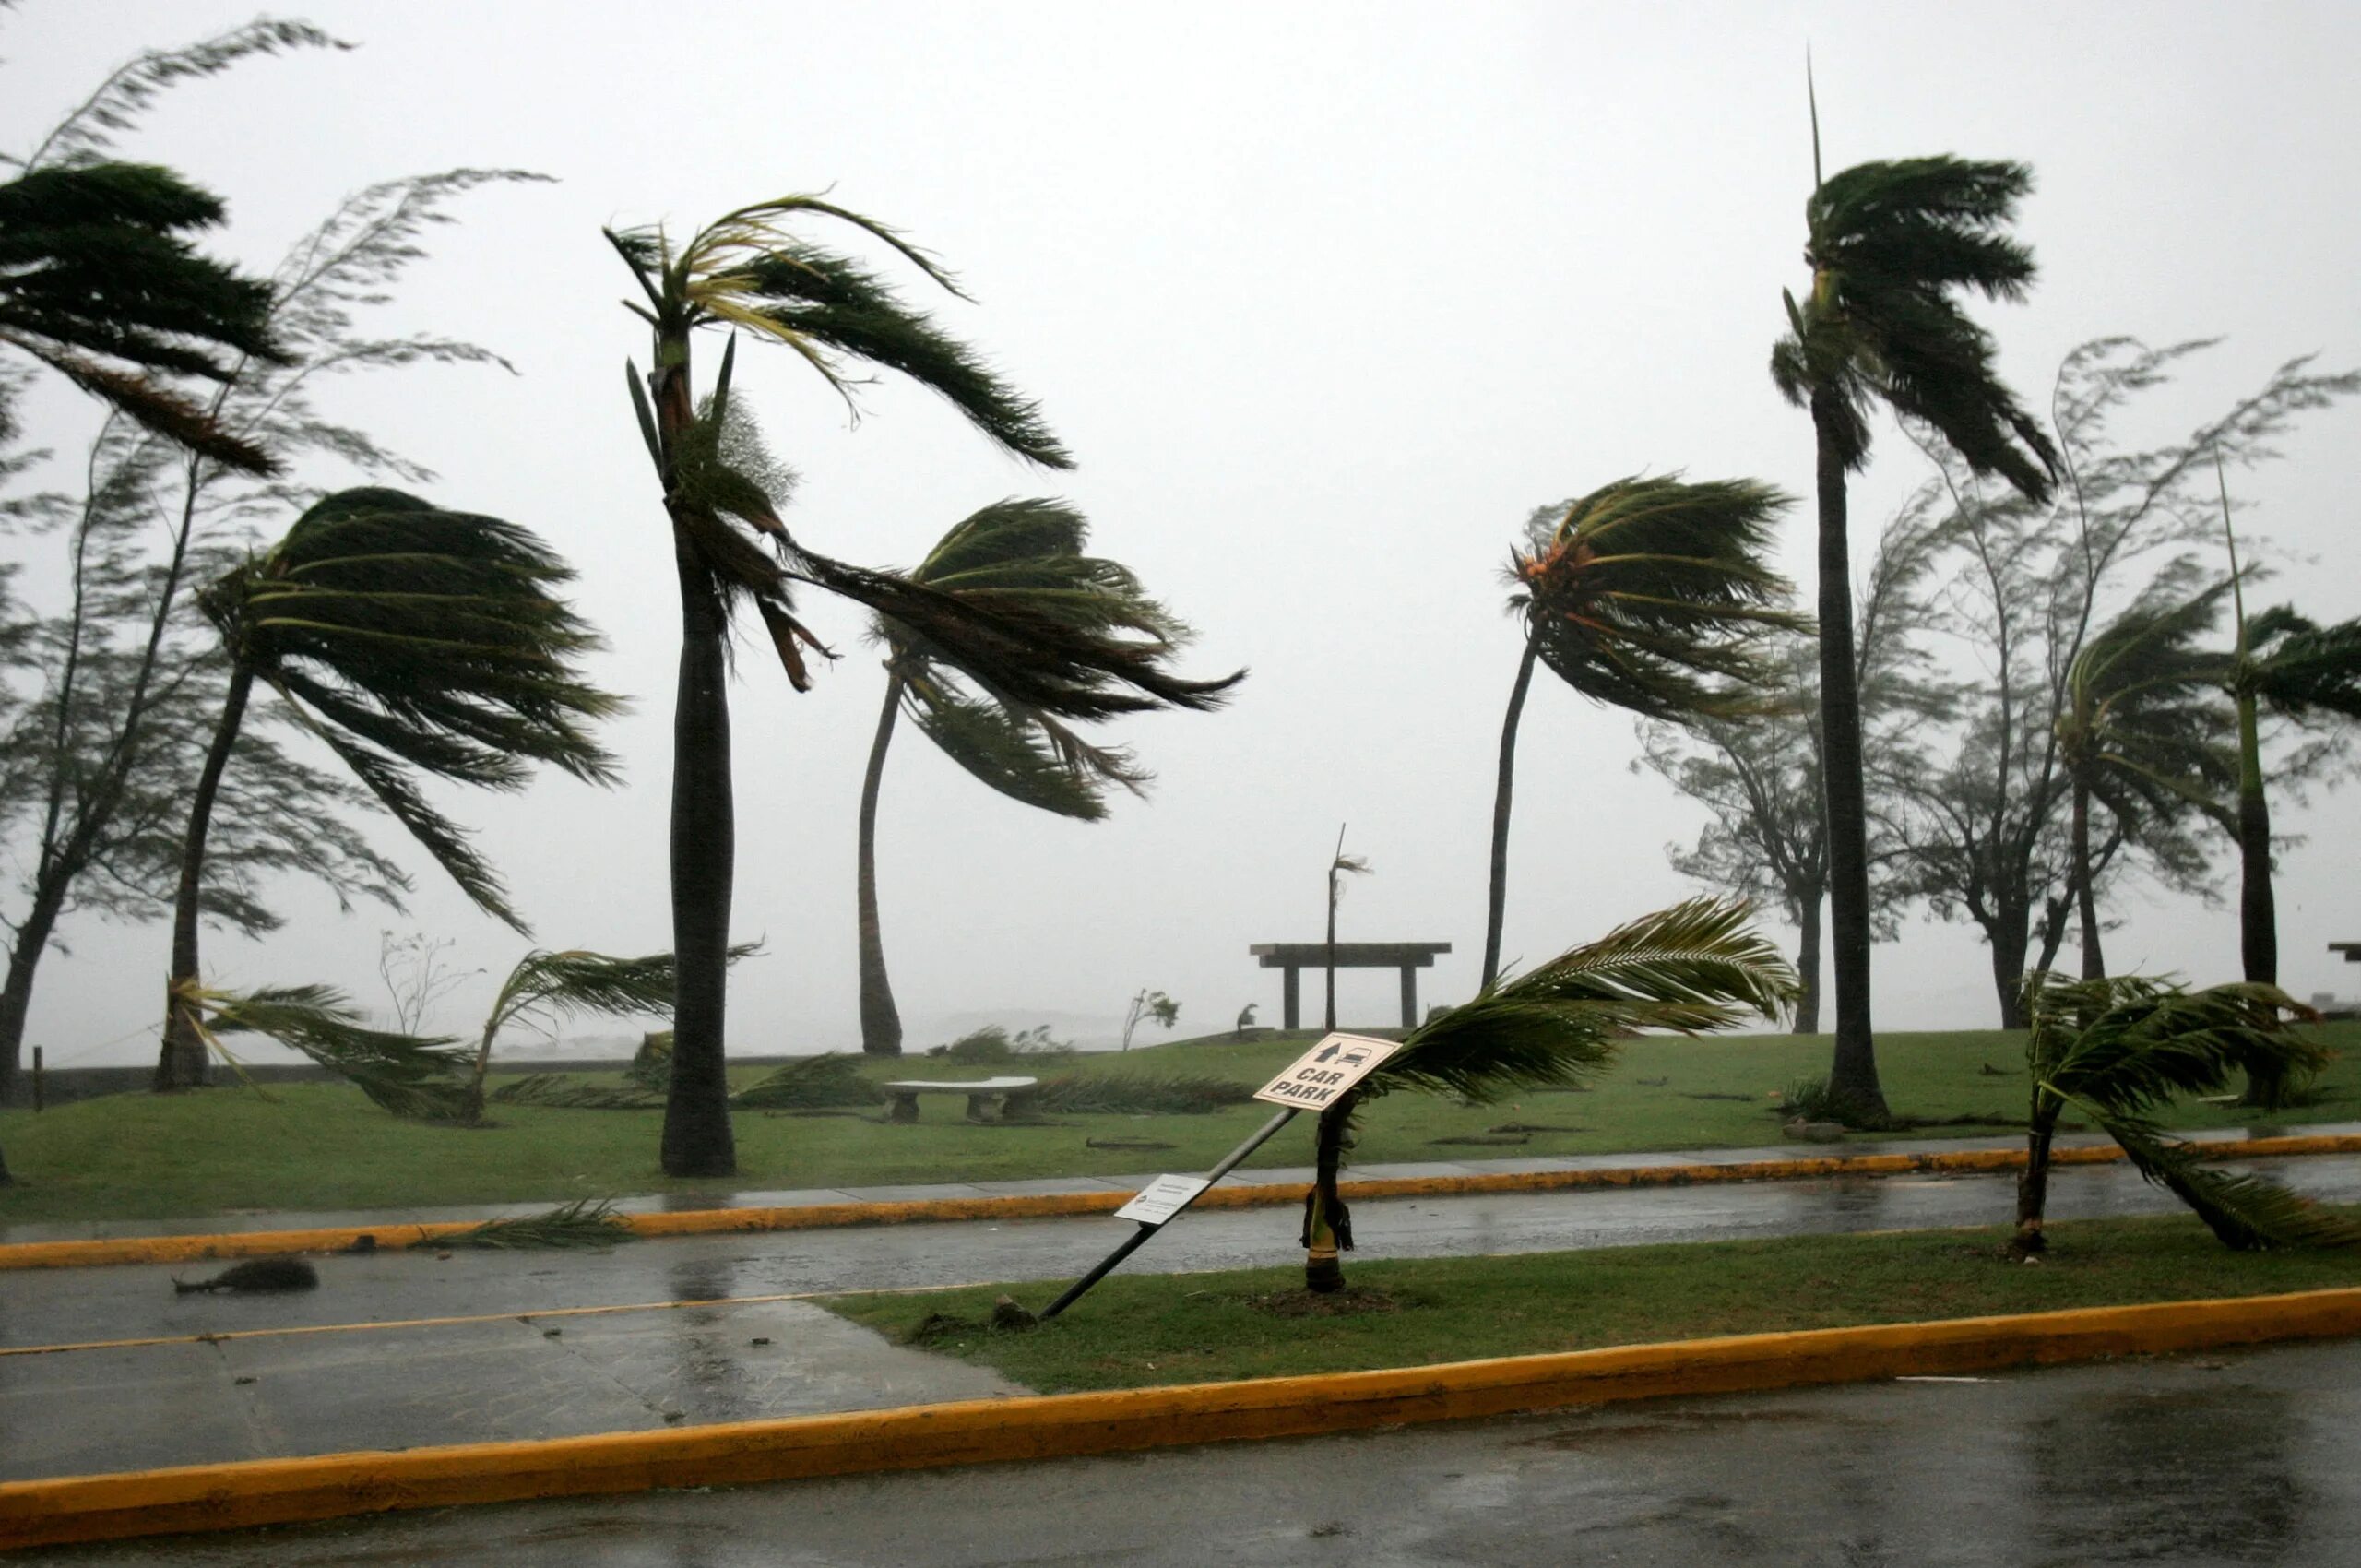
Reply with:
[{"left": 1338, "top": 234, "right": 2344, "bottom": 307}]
[{"left": 881, "top": 1076, "right": 1039, "bottom": 1124}]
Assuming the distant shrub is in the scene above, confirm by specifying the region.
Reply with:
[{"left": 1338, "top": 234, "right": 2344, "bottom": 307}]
[
  {"left": 626, "top": 1031, "right": 672, "bottom": 1092},
  {"left": 732, "top": 1053, "right": 875, "bottom": 1110},
  {"left": 1017, "top": 1072, "right": 1256, "bottom": 1116},
  {"left": 929, "top": 1024, "right": 1075, "bottom": 1064}
]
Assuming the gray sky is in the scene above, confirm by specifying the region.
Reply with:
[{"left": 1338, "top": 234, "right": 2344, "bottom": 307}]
[{"left": 7, "top": 2, "right": 2360, "bottom": 1063}]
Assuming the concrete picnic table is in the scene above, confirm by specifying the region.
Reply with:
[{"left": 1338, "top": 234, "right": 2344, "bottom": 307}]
[{"left": 881, "top": 1076, "right": 1038, "bottom": 1123}]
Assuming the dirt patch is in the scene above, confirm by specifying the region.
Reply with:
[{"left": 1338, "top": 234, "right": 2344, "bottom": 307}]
[{"left": 1246, "top": 1287, "right": 1401, "bottom": 1318}]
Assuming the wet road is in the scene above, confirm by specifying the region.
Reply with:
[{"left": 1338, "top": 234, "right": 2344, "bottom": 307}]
[
  {"left": 10, "top": 1155, "right": 2361, "bottom": 1353},
  {"left": 30, "top": 1338, "right": 2361, "bottom": 1566}
]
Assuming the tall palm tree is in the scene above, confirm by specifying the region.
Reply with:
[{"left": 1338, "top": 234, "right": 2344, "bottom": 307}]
[
  {"left": 2013, "top": 970, "right": 2359, "bottom": 1257},
  {"left": 1771, "top": 145, "right": 2058, "bottom": 1122},
  {"left": 2211, "top": 478, "right": 2361, "bottom": 992},
  {"left": 158, "top": 487, "right": 621, "bottom": 1087},
  {"left": 856, "top": 498, "right": 1234, "bottom": 1054},
  {"left": 609, "top": 196, "right": 1229, "bottom": 1174},
  {"left": 2056, "top": 593, "right": 2237, "bottom": 980},
  {"left": 1482, "top": 476, "right": 1804, "bottom": 991},
  {"left": 1302, "top": 897, "right": 1796, "bottom": 1291}
]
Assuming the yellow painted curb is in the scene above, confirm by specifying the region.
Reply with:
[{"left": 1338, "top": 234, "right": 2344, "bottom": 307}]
[
  {"left": 5, "top": 1133, "right": 2356, "bottom": 1273},
  {"left": 5, "top": 1285, "right": 2359, "bottom": 1550}
]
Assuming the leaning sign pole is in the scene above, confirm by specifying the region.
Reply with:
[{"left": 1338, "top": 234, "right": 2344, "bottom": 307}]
[{"left": 1038, "top": 1034, "right": 1399, "bottom": 1319}]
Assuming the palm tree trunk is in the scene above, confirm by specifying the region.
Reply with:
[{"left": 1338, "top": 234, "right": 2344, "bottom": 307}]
[
  {"left": 2012, "top": 1092, "right": 2061, "bottom": 1257},
  {"left": 2234, "top": 693, "right": 2275, "bottom": 986},
  {"left": 157, "top": 662, "right": 255, "bottom": 1091},
  {"left": 856, "top": 671, "right": 906, "bottom": 1056},
  {"left": 1481, "top": 639, "right": 1538, "bottom": 992},
  {"left": 1302, "top": 1093, "right": 1356, "bottom": 1293},
  {"left": 2072, "top": 777, "right": 2105, "bottom": 980},
  {"left": 1809, "top": 394, "right": 1889, "bottom": 1123},
  {"left": 1792, "top": 885, "right": 1823, "bottom": 1035},
  {"left": 655, "top": 345, "right": 737, "bottom": 1179}
]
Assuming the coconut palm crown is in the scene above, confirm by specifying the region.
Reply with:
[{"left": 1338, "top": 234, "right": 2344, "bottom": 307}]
[
  {"left": 1770, "top": 147, "right": 2058, "bottom": 1124},
  {"left": 1481, "top": 476, "right": 1806, "bottom": 989},
  {"left": 855, "top": 497, "right": 1238, "bottom": 1053},
  {"left": 158, "top": 487, "right": 622, "bottom": 1087}
]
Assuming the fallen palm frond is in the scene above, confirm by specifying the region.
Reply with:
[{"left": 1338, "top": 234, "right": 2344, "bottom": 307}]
[
  {"left": 488, "top": 1075, "right": 664, "bottom": 1111},
  {"left": 1018, "top": 1073, "right": 1257, "bottom": 1116},
  {"left": 188, "top": 980, "right": 471, "bottom": 1119},
  {"left": 730, "top": 1052, "right": 875, "bottom": 1110},
  {"left": 430, "top": 1197, "right": 632, "bottom": 1250}
]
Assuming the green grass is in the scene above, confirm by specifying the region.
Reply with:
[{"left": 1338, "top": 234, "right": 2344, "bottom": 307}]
[
  {"left": 825, "top": 1212, "right": 2361, "bottom": 1393},
  {"left": 2, "top": 1023, "right": 2352, "bottom": 1226}
]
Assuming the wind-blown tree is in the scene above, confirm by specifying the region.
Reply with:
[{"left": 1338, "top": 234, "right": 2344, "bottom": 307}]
[
  {"left": 1483, "top": 476, "right": 1805, "bottom": 992},
  {"left": 610, "top": 196, "right": 1233, "bottom": 1174},
  {"left": 855, "top": 497, "right": 1235, "bottom": 1054},
  {"left": 1889, "top": 342, "right": 2357, "bottom": 1023},
  {"left": 1323, "top": 825, "right": 1370, "bottom": 1031},
  {"left": 0, "top": 168, "right": 543, "bottom": 1103},
  {"left": 1301, "top": 897, "right": 1796, "bottom": 1292},
  {"left": 0, "top": 18, "right": 348, "bottom": 472},
  {"left": 1772, "top": 146, "right": 2059, "bottom": 1117},
  {"left": 461, "top": 949, "right": 683, "bottom": 1123},
  {"left": 158, "top": 488, "right": 622, "bottom": 1087},
  {"left": 2056, "top": 592, "right": 2237, "bottom": 979},
  {"left": 2012, "top": 970, "right": 2360, "bottom": 1258}
]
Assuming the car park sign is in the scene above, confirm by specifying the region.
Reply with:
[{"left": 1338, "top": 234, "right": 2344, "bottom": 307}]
[{"left": 1252, "top": 1033, "right": 1399, "bottom": 1111}]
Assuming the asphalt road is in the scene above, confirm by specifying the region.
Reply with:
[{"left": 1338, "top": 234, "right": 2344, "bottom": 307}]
[{"left": 30, "top": 1337, "right": 2361, "bottom": 1566}]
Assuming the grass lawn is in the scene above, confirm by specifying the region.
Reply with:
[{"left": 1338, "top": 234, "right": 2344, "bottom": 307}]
[
  {"left": 825, "top": 1211, "right": 2361, "bottom": 1393},
  {"left": 1, "top": 1022, "right": 2352, "bottom": 1226}
]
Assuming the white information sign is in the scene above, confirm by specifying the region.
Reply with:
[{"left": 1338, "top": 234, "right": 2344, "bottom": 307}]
[
  {"left": 1252, "top": 1032, "right": 1400, "bottom": 1111},
  {"left": 1113, "top": 1173, "right": 1211, "bottom": 1226}
]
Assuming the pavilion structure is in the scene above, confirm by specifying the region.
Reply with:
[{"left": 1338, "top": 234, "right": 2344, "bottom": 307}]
[{"left": 1248, "top": 941, "right": 1452, "bottom": 1029}]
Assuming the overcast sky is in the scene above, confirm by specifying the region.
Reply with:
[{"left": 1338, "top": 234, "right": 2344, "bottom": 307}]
[{"left": 6, "top": 2, "right": 2360, "bottom": 1064}]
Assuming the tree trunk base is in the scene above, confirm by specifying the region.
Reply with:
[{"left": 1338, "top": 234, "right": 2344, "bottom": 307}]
[{"left": 1304, "top": 1247, "right": 1345, "bottom": 1294}]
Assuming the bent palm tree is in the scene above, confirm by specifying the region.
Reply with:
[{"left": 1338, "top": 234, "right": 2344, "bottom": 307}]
[
  {"left": 856, "top": 498, "right": 1233, "bottom": 1054},
  {"left": 611, "top": 196, "right": 1233, "bottom": 1173},
  {"left": 1482, "top": 476, "right": 1804, "bottom": 991},
  {"left": 1302, "top": 897, "right": 1796, "bottom": 1291},
  {"left": 1323, "top": 826, "right": 1371, "bottom": 1031},
  {"left": 2056, "top": 593, "right": 2236, "bottom": 980},
  {"left": 158, "top": 487, "right": 621, "bottom": 1087},
  {"left": 2014, "top": 970, "right": 2359, "bottom": 1256},
  {"left": 1771, "top": 146, "right": 2058, "bottom": 1121}
]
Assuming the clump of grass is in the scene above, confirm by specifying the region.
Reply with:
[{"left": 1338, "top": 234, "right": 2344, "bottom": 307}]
[
  {"left": 1018, "top": 1073, "right": 1256, "bottom": 1116},
  {"left": 432, "top": 1197, "right": 632, "bottom": 1250},
  {"left": 490, "top": 1075, "right": 663, "bottom": 1111},
  {"left": 928, "top": 1024, "right": 1076, "bottom": 1065},
  {"left": 731, "top": 1053, "right": 876, "bottom": 1110}
]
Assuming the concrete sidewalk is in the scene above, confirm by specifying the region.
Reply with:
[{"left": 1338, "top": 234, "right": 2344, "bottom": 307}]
[{"left": 7, "top": 1120, "right": 2356, "bottom": 1247}]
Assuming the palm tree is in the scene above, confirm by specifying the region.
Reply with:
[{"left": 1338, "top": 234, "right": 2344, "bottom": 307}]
[
  {"left": 158, "top": 487, "right": 621, "bottom": 1087},
  {"left": 1323, "top": 826, "right": 1370, "bottom": 1031},
  {"left": 609, "top": 196, "right": 1232, "bottom": 1174},
  {"left": 2012, "top": 970, "right": 2359, "bottom": 1257},
  {"left": 2211, "top": 476, "right": 2361, "bottom": 992},
  {"left": 1771, "top": 142, "right": 2059, "bottom": 1122},
  {"left": 1482, "top": 476, "right": 1805, "bottom": 991},
  {"left": 2056, "top": 593, "right": 2237, "bottom": 980},
  {"left": 1301, "top": 897, "right": 1796, "bottom": 1291},
  {"left": 855, "top": 498, "right": 1234, "bottom": 1054}
]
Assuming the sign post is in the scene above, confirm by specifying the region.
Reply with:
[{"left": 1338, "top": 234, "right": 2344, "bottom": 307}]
[{"left": 1038, "top": 1034, "right": 1399, "bottom": 1319}]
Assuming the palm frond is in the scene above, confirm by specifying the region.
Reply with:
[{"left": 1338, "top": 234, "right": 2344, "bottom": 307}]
[
  {"left": 433, "top": 1198, "right": 633, "bottom": 1250},
  {"left": 2027, "top": 971, "right": 2326, "bottom": 1116},
  {"left": 484, "top": 948, "right": 683, "bottom": 1043},
  {"left": 2096, "top": 1109, "right": 2361, "bottom": 1252},
  {"left": 488, "top": 1075, "right": 664, "bottom": 1111},
  {"left": 2245, "top": 606, "right": 2361, "bottom": 721},
  {"left": 21, "top": 19, "right": 349, "bottom": 172},
  {"left": 902, "top": 679, "right": 1119, "bottom": 816},
  {"left": 192, "top": 980, "right": 472, "bottom": 1120},
  {"left": 1374, "top": 897, "right": 1796, "bottom": 1104},
  {"left": 730, "top": 1052, "right": 877, "bottom": 1110}
]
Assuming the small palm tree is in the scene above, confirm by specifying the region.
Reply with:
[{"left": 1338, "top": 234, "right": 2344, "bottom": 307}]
[
  {"left": 1323, "top": 826, "right": 1371, "bottom": 1032},
  {"left": 2013, "top": 970, "right": 2360, "bottom": 1257},
  {"left": 1483, "top": 476, "right": 1804, "bottom": 991},
  {"left": 855, "top": 498, "right": 1235, "bottom": 1054},
  {"left": 158, "top": 488, "right": 621, "bottom": 1087},
  {"left": 462, "top": 949, "right": 685, "bottom": 1122},
  {"left": 2056, "top": 593, "right": 2237, "bottom": 979},
  {"left": 1301, "top": 897, "right": 1796, "bottom": 1291},
  {"left": 1771, "top": 141, "right": 2058, "bottom": 1121},
  {"left": 611, "top": 196, "right": 1228, "bottom": 1175}
]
